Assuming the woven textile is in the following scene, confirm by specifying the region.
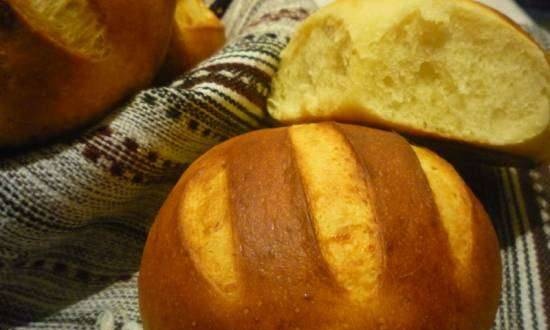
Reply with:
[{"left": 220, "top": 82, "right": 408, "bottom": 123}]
[{"left": 0, "top": 0, "right": 549, "bottom": 329}]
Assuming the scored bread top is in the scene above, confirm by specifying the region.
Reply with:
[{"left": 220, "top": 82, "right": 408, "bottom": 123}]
[
  {"left": 139, "top": 122, "right": 501, "bottom": 330},
  {"left": 8, "top": 0, "right": 108, "bottom": 57},
  {"left": 0, "top": 0, "right": 175, "bottom": 147},
  {"left": 268, "top": 0, "right": 550, "bottom": 160}
]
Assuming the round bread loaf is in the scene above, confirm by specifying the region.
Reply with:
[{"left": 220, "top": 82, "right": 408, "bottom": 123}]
[
  {"left": 139, "top": 122, "right": 502, "bottom": 330},
  {"left": 268, "top": 0, "right": 550, "bottom": 161},
  {"left": 0, "top": 0, "right": 175, "bottom": 147}
]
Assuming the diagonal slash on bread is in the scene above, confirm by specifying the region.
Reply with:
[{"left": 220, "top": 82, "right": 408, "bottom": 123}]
[{"left": 7, "top": 0, "right": 108, "bottom": 58}]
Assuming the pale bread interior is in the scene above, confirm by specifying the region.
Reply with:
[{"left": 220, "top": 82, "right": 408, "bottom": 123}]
[
  {"left": 268, "top": 0, "right": 549, "bottom": 150},
  {"left": 10, "top": 0, "right": 107, "bottom": 57}
]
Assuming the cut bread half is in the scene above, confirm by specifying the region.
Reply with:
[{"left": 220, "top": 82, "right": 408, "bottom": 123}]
[{"left": 268, "top": 0, "right": 550, "bottom": 161}]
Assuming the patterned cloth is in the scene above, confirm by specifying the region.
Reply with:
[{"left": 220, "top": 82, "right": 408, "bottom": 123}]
[{"left": 0, "top": 0, "right": 548, "bottom": 329}]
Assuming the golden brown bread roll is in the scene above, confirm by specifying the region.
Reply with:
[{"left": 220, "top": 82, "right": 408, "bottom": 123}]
[
  {"left": 139, "top": 122, "right": 502, "bottom": 330},
  {"left": 163, "top": 0, "right": 225, "bottom": 75},
  {"left": 268, "top": 0, "right": 550, "bottom": 161},
  {"left": 0, "top": 0, "right": 175, "bottom": 147}
]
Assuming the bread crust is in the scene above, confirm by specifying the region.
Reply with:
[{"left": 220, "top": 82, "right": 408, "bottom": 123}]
[
  {"left": 139, "top": 122, "right": 502, "bottom": 330},
  {"left": 460, "top": 0, "right": 544, "bottom": 52},
  {"left": 0, "top": 0, "right": 175, "bottom": 147}
]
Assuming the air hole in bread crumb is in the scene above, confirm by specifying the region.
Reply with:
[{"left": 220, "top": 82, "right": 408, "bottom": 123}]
[
  {"left": 418, "top": 62, "right": 438, "bottom": 80},
  {"left": 419, "top": 20, "right": 449, "bottom": 49}
]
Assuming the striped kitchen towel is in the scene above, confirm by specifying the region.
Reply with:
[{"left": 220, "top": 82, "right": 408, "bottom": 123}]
[{"left": 0, "top": 0, "right": 549, "bottom": 329}]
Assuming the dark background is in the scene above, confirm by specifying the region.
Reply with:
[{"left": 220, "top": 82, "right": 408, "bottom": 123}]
[{"left": 518, "top": 0, "right": 550, "bottom": 30}]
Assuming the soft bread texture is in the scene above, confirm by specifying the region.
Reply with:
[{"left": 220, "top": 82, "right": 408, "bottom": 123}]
[
  {"left": 139, "top": 122, "right": 502, "bottom": 330},
  {"left": 268, "top": 0, "right": 550, "bottom": 161},
  {"left": 0, "top": 0, "right": 175, "bottom": 147}
]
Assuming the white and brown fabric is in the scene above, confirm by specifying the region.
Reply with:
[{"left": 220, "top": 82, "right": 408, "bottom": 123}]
[{"left": 0, "top": 0, "right": 548, "bottom": 329}]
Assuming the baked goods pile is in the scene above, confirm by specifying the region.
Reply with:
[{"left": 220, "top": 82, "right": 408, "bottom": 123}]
[
  {"left": 138, "top": 0, "right": 549, "bottom": 329},
  {"left": 2, "top": 0, "right": 548, "bottom": 328}
]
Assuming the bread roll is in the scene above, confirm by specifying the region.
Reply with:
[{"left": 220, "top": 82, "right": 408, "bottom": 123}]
[
  {"left": 164, "top": 0, "right": 225, "bottom": 74},
  {"left": 139, "top": 122, "right": 502, "bottom": 330},
  {"left": 0, "top": 0, "right": 175, "bottom": 147},
  {"left": 268, "top": 0, "right": 550, "bottom": 161}
]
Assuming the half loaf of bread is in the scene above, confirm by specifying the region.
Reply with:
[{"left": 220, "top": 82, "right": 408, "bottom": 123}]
[
  {"left": 139, "top": 122, "right": 501, "bottom": 330},
  {"left": 268, "top": 0, "right": 549, "bottom": 161}
]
